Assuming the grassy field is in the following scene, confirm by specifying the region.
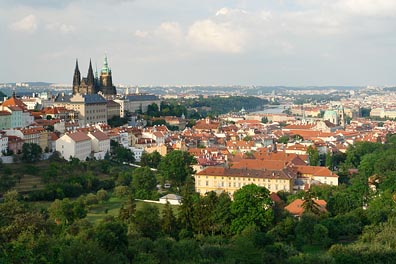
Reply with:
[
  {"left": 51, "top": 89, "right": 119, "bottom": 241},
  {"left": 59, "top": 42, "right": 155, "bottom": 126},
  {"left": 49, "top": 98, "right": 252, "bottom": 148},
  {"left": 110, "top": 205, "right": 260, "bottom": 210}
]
[{"left": 86, "top": 197, "right": 180, "bottom": 224}]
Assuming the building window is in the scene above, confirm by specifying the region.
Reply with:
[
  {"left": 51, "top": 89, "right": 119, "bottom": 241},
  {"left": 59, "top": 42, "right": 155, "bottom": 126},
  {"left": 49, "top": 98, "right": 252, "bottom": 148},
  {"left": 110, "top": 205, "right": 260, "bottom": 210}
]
[{"left": 206, "top": 181, "right": 209, "bottom": 186}]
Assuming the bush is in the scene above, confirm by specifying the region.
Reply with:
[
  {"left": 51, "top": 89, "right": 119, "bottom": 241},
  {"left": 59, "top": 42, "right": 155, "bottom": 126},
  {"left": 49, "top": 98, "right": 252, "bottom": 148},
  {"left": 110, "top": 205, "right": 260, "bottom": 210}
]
[
  {"left": 114, "top": 186, "right": 130, "bottom": 198},
  {"left": 85, "top": 193, "right": 99, "bottom": 206},
  {"left": 96, "top": 189, "right": 109, "bottom": 202}
]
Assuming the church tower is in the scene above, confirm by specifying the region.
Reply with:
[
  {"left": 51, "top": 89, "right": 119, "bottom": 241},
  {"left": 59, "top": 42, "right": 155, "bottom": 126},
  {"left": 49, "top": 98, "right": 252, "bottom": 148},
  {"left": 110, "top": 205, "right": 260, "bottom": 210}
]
[
  {"left": 86, "top": 59, "right": 96, "bottom": 94},
  {"left": 99, "top": 54, "right": 117, "bottom": 96},
  {"left": 73, "top": 59, "right": 81, "bottom": 94}
]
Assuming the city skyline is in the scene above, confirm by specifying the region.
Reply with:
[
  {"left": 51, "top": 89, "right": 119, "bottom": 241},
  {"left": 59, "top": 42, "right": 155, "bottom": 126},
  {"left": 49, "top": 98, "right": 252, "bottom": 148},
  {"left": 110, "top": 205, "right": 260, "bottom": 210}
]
[{"left": 1, "top": 0, "right": 396, "bottom": 86}]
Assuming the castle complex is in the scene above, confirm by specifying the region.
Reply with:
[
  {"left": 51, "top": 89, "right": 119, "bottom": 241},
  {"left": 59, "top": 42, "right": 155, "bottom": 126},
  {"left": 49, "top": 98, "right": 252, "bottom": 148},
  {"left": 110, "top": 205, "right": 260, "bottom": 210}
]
[{"left": 72, "top": 55, "right": 117, "bottom": 97}]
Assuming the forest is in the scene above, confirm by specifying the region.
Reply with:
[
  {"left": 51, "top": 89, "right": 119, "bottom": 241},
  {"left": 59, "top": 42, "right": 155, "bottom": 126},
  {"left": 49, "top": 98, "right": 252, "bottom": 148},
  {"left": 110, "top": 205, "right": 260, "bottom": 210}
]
[{"left": 2, "top": 136, "right": 396, "bottom": 263}]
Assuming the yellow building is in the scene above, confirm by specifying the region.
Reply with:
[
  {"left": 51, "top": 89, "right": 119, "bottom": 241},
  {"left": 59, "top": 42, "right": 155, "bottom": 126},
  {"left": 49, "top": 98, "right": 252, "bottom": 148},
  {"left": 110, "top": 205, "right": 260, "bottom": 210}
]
[{"left": 194, "top": 167, "right": 296, "bottom": 198}]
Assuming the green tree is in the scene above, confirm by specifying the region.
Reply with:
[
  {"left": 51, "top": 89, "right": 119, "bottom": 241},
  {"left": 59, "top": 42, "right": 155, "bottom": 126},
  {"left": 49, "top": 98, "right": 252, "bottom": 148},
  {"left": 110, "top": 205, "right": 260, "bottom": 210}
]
[
  {"left": 131, "top": 167, "right": 157, "bottom": 199},
  {"left": 325, "top": 151, "right": 333, "bottom": 170},
  {"left": 48, "top": 198, "right": 87, "bottom": 225},
  {"left": 21, "top": 143, "right": 42, "bottom": 163},
  {"left": 230, "top": 184, "right": 274, "bottom": 233},
  {"left": 161, "top": 202, "right": 178, "bottom": 238},
  {"left": 302, "top": 190, "right": 322, "bottom": 215},
  {"left": 112, "top": 145, "right": 135, "bottom": 164},
  {"left": 118, "top": 195, "right": 136, "bottom": 224},
  {"left": 95, "top": 217, "right": 128, "bottom": 253},
  {"left": 133, "top": 203, "right": 161, "bottom": 239},
  {"left": 307, "top": 145, "right": 319, "bottom": 166},
  {"left": 158, "top": 150, "right": 196, "bottom": 188},
  {"left": 140, "top": 151, "right": 162, "bottom": 169}
]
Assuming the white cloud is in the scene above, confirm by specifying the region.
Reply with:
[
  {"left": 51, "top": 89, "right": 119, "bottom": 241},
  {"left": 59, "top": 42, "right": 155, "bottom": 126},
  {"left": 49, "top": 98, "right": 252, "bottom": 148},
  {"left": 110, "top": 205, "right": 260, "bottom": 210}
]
[
  {"left": 215, "top": 7, "right": 247, "bottom": 17},
  {"left": 155, "top": 22, "right": 183, "bottom": 43},
  {"left": 10, "top": 14, "right": 38, "bottom": 33},
  {"left": 187, "top": 19, "right": 246, "bottom": 53},
  {"left": 135, "top": 30, "right": 148, "bottom": 38},
  {"left": 46, "top": 22, "right": 75, "bottom": 33},
  {"left": 336, "top": 0, "right": 396, "bottom": 16}
]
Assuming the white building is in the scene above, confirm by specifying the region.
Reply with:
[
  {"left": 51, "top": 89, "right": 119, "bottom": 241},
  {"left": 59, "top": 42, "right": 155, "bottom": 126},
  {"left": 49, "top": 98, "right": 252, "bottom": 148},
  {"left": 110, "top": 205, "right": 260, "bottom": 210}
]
[
  {"left": 88, "top": 130, "right": 110, "bottom": 160},
  {"left": 0, "top": 135, "right": 8, "bottom": 155},
  {"left": 129, "top": 146, "right": 144, "bottom": 162},
  {"left": 56, "top": 131, "right": 92, "bottom": 161}
]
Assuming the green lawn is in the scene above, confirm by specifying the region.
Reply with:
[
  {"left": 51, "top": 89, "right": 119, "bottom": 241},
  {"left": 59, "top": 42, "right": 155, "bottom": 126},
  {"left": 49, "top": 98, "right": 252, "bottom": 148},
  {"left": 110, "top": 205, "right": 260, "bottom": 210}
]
[{"left": 86, "top": 197, "right": 180, "bottom": 224}]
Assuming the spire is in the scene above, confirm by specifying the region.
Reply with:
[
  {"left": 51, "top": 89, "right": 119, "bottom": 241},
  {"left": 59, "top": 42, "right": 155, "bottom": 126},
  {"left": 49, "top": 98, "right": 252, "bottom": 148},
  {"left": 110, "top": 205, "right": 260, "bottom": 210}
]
[
  {"left": 95, "top": 63, "right": 98, "bottom": 79},
  {"left": 73, "top": 59, "right": 81, "bottom": 87},
  {"left": 87, "top": 59, "right": 94, "bottom": 86},
  {"left": 101, "top": 54, "right": 110, "bottom": 74}
]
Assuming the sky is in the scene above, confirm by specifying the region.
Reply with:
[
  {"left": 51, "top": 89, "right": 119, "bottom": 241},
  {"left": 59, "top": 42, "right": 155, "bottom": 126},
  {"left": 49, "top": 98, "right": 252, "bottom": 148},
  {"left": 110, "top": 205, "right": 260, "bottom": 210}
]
[{"left": 1, "top": 0, "right": 396, "bottom": 86}]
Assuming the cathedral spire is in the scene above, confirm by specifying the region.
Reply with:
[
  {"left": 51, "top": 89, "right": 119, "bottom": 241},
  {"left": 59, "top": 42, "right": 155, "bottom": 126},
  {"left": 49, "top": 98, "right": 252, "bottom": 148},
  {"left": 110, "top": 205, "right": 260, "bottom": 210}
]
[
  {"left": 73, "top": 59, "right": 81, "bottom": 88},
  {"left": 87, "top": 59, "right": 94, "bottom": 86}
]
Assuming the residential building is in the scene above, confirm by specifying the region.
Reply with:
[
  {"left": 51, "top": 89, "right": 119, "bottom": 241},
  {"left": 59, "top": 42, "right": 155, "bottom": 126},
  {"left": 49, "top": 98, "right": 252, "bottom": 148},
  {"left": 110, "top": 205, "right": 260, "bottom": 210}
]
[
  {"left": 56, "top": 131, "right": 92, "bottom": 161},
  {"left": 87, "top": 130, "right": 110, "bottom": 159}
]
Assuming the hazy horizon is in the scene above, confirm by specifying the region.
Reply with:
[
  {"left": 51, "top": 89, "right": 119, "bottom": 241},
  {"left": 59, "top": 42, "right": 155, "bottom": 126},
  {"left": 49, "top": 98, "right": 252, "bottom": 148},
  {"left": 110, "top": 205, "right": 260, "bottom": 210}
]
[{"left": 1, "top": 0, "right": 396, "bottom": 87}]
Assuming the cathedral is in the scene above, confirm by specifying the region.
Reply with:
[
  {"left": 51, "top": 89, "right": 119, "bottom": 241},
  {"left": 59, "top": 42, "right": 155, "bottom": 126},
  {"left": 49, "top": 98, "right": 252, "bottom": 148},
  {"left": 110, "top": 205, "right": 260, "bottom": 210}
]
[{"left": 72, "top": 55, "right": 117, "bottom": 96}]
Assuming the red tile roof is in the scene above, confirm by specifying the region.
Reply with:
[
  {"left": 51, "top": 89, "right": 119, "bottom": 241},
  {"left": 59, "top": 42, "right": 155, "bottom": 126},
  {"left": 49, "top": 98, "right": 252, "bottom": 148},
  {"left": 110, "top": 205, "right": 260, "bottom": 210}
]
[
  {"left": 67, "top": 131, "right": 91, "bottom": 142},
  {"left": 285, "top": 198, "right": 327, "bottom": 217}
]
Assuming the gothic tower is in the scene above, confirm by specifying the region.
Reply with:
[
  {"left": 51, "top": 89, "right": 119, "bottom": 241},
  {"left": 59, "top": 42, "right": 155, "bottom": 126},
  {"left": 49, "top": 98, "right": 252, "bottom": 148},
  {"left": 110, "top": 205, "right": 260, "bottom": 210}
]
[
  {"left": 72, "top": 59, "right": 81, "bottom": 94},
  {"left": 86, "top": 59, "right": 96, "bottom": 94}
]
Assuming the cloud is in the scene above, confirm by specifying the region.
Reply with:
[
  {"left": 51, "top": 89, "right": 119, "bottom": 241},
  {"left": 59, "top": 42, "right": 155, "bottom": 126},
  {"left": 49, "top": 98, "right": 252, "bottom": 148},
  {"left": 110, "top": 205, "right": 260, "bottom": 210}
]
[
  {"left": 156, "top": 22, "right": 183, "bottom": 43},
  {"left": 46, "top": 22, "right": 75, "bottom": 33},
  {"left": 10, "top": 14, "right": 38, "bottom": 33},
  {"left": 336, "top": 0, "right": 396, "bottom": 16},
  {"left": 187, "top": 19, "right": 246, "bottom": 53}
]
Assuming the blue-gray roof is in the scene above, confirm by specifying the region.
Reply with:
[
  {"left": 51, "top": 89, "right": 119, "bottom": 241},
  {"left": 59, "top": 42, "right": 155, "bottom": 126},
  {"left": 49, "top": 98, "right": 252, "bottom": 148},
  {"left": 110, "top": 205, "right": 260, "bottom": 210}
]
[
  {"left": 54, "top": 93, "right": 107, "bottom": 104},
  {"left": 54, "top": 94, "right": 72, "bottom": 102},
  {"left": 84, "top": 94, "right": 107, "bottom": 104}
]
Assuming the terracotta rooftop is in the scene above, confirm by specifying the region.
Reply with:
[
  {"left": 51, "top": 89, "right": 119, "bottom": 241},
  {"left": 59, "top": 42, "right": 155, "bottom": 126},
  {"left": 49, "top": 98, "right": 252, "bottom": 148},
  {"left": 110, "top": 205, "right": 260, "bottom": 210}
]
[
  {"left": 66, "top": 131, "right": 91, "bottom": 142},
  {"left": 196, "top": 167, "right": 295, "bottom": 180},
  {"left": 284, "top": 199, "right": 327, "bottom": 217}
]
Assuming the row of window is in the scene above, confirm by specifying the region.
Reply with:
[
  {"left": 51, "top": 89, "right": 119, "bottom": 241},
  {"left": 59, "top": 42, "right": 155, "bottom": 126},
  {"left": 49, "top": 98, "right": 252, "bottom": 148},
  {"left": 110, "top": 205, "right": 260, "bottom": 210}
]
[
  {"left": 199, "top": 180, "right": 288, "bottom": 190},
  {"left": 197, "top": 175, "right": 287, "bottom": 183}
]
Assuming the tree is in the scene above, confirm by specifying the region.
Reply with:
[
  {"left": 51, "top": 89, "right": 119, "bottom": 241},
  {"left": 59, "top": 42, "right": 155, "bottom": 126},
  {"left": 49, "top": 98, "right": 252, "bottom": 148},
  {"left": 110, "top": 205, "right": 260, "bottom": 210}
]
[
  {"left": 158, "top": 150, "right": 196, "bottom": 188},
  {"left": 21, "top": 143, "right": 42, "bottom": 163},
  {"left": 96, "top": 189, "right": 109, "bottom": 202},
  {"left": 302, "top": 190, "right": 322, "bottom": 215},
  {"left": 133, "top": 203, "right": 161, "bottom": 239},
  {"left": 325, "top": 151, "right": 333, "bottom": 170},
  {"left": 112, "top": 146, "right": 135, "bottom": 164},
  {"left": 48, "top": 198, "right": 87, "bottom": 225},
  {"left": 140, "top": 151, "right": 162, "bottom": 169},
  {"left": 178, "top": 180, "right": 197, "bottom": 232},
  {"left": 161, "top": 202, "right": 178, "bottom": 237},
  {"left": 118, "top": 195, "right": 136, "bottom": 224},
  {"left": 278, "top": 135, "right": 289, "bottom": 144},
  {"left": 307, "top": 145, "right": 319, "bottom": 166},
  {"left": 230, "top": 184, "right": 274, "bottom": 233},
  {"left": 95, "top": 217, "right": 128, "bottom": 253},
  {"left": 131, "top": 167, "right": 157, "bottom": 199}
]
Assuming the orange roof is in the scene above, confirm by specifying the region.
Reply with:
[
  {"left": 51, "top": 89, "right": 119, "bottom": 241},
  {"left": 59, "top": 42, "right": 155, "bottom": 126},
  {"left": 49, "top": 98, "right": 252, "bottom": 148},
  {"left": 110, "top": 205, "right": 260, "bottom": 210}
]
[
  {"left": 2, "top": 95, "right": 28, "bottom": 111},
  {"left": 66, "top": 131, "right": 91, "bottom": 142},
  {"left": 285, "top": 199, "right": 327, "bottom": 217},
  {"left": 294, "top": 165, "right": 338, "bottom": 177},
  {"left": 231, "top": 159, "right": 289, "bottom": 170},
  {"left": 89, "top": 130, "right": 109, "bottom": 141},
  {"left": 196, "top": 167, "right": 296, "bottom": 180}
]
